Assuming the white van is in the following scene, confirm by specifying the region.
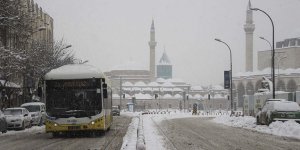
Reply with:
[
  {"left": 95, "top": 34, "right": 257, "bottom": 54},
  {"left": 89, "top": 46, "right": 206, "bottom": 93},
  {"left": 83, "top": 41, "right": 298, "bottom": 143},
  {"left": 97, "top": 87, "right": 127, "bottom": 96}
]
[{"left": 21, "top": 102, "right": 46, "bottom": 126}]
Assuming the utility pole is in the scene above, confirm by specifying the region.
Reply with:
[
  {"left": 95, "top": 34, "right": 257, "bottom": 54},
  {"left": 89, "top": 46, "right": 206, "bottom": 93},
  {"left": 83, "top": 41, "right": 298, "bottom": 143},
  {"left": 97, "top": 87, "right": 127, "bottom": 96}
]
[{"left": 119, "top": 76, "right": 122, "bottom": 110}]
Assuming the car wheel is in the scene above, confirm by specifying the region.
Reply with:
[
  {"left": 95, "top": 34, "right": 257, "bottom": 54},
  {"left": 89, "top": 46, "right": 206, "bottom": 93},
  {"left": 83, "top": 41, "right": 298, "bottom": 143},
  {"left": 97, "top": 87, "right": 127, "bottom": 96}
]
[
  {"left": 1, "top": 129, "right": 7, "bottom": 133},
  {"left": 266, "top": 116, "right": 272, "bottom": 126},
  {"left": 256, "top": 117, "right": 261, "bottom": 125},
  {"left": 21, "top": 122, "right": 25, "bottom": 130},
  {"left": 38, "top": 118, "right": 43, "bottom": 126}
]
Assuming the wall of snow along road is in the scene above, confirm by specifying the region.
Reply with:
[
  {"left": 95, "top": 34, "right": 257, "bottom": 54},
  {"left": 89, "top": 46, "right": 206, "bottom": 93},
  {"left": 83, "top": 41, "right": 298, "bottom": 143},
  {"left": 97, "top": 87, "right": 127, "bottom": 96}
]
[
  {"left": 0, "top": 126, "right": 44, "bottom": 137},
  {"left": 120, "top": 117, "right": 139, "bottom": 150},
  {"left": 213, "top": 116, "right": 300, "bottom": 140}
]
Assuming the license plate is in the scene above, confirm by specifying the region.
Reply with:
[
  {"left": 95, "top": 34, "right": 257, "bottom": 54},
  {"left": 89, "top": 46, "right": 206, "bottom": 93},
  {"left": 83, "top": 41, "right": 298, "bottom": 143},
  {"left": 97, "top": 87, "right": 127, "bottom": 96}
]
[
  {"left": 287, "top": 114, "right": 295, "bottom": 118},
  {"left": 68, "top": 126, "right": 80, "bottom": 130}
]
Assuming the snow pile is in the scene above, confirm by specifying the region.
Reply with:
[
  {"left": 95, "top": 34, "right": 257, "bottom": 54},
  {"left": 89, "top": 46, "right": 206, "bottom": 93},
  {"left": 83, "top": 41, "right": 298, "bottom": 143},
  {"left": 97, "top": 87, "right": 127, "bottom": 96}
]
[
  {"left": 213, "top": 116, "right": 300, "bottom": 139},
  {"left": 143, "top": 115, "right": 168, "bottom": 150},
  {"left": 120, "top": 117, "right": 139, "bottom": 150},
  {"left": 0, "top": 125, "right": 45, "bottom": 137}
]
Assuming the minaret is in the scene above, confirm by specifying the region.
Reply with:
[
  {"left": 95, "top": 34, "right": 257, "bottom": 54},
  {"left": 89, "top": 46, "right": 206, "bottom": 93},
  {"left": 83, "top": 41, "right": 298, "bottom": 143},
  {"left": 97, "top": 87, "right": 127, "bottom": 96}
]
[
  {"left": 244, "top": 0, "right": 255, "bottom": 72},
  {"left": 148, "top": 19, "right": 157, "bottom": 80}
]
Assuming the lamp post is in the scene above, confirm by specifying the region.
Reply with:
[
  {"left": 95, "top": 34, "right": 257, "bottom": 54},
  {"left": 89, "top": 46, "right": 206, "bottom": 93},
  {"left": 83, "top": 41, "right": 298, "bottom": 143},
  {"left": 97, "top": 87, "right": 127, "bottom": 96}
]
[
  {"left": 277, "top": 55, "right": 287, "bottom": 79},
  {"left": 259, "top": 36, "right": 273, "bottom": 79},
  {"left": 251, "top": 7, "right": 275, "bottom": 99},
  {"left": 215, "top": 38, "right": 233, "bottom": 113}
]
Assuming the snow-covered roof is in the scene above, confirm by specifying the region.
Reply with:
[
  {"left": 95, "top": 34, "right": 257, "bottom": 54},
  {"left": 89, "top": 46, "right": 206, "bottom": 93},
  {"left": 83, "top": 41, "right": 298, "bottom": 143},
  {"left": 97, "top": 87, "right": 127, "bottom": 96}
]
[
  {"left": 273, "top": 101, "right": 300, "bottom": 111},
  {"left": 235, "top": 68, "right": 300, "bottom": 77},
  {"left": 148, "top": 82, "right": 161, "bottom": 87},
  {"left": 45, "top": 64, "right": 105, "bottom": 80},
  {"left": 156, "top": 78, "right": 166, "bottom": 83},
  {"left": 166, "top": 78, "right": 184, "bottom": 83},
  {"left": 162, "top": 82, "right": 175, "bottom": 87},
  {"left": 110, "top": 61, "right": 147, "bottom": 71},
  {"left": 194, "top": 94, "right": 202, "bottom": 99},
  {"left": 134, "top": 93, "right": 152, "bottom": 99},
  {"left": 163, "top": 94, "right": 173, "bottom": 99},
  {"left": 174, "top": 94, "right": 183, "bottom": 99},
  {"left": 134, "top": 81, "right": 146, "bottom": 87},
  {"left": 173, "top": 88, "right": 183, "bottom": 92},
  {"left": 122, "top": 82, "right": 133, "bottom": 86},
  {"left": 213, "top": 94, "right": 224, "bottom": 99},
  {"left": 212, "top": 85, "right": 224, "bottom": 90},
  {"left": 191, "top": 85, "right": 203, "bottom": 91},
  {"left": 0, "top": 80, "right": 20, "bottom": 88}
]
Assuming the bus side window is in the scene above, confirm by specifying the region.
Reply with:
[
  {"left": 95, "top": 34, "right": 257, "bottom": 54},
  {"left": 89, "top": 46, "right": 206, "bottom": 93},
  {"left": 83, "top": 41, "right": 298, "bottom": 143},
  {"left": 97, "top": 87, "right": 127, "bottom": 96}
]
[{"left": 103, "top": 83, "right": 108, "bottom": 98}]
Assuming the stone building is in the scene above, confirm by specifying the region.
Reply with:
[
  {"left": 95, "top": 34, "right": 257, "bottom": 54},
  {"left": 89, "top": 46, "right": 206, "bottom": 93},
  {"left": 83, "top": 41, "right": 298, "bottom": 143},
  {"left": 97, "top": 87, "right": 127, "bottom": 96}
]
[
  {"left": 258, "top": 38, "right": 300, "bottom": 70},
  {"left": 0, "top": 0, "right": 53, "bottom": 107},
  {"left": 0, "top": 0, "right": 53, "bottom": 50},
  {"left": 106, "top": 19, "right": 229, "bottom": 110}
]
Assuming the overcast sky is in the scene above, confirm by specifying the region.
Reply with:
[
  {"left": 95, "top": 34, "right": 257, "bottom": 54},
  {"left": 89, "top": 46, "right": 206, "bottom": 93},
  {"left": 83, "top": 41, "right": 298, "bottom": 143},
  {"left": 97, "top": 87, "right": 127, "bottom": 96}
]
[{"left": 35, "top": 0, "right": 300, "bottom": 86}]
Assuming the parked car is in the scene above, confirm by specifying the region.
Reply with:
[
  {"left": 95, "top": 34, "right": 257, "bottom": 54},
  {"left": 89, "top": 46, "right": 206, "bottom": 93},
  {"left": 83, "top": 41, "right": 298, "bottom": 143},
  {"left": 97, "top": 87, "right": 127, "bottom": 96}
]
[
  {"left": 4, "top": 108, "right": 32, "bottom": 130},
  {"left": 256, "top": 99, "right": 300, "bottom": 125},
  {"left": 0, "top": 110, "right": 7, "bottom": 133},
  {"left": 21, "top": 102, "right": 46, "bottom": 126},
  {"left": 112, "top": 105, "right": 120, "bottom": 116}
]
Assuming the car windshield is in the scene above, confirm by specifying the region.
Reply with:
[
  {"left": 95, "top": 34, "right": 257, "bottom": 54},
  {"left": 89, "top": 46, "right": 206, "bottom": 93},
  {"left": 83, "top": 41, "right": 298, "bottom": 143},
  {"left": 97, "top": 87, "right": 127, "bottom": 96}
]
[
  {"left": 4, "top": 109, "right": 22, "bottom": 116},
  {"left": 22, "top": 105, "right": 40, "bottom": 112},
  {"left": 112, "top": 106, "right": 119, "bottom": 110}
]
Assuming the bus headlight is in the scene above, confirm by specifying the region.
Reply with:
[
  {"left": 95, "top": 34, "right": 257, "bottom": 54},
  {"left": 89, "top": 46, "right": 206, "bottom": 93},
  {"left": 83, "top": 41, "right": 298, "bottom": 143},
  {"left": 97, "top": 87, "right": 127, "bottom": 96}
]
[
  {"left": 91, "top": 121, "right": 95, "bottom": 125},
  {"left": 54, "top": 123, "right": 58, "bottom": 126}
]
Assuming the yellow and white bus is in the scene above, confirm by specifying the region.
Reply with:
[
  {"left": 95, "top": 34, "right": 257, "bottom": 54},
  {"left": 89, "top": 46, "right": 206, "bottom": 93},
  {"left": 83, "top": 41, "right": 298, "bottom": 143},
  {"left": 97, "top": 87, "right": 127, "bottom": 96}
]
[{"left": 44, "top": 64, "right": 112, "bottom": 136}]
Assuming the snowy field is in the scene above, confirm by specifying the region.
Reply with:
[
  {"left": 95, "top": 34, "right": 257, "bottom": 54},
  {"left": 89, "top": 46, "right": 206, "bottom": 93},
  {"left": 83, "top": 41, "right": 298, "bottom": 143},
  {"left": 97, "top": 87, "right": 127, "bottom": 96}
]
[{"left": 213, "top": 115, "right": 300, "bottom": 140}]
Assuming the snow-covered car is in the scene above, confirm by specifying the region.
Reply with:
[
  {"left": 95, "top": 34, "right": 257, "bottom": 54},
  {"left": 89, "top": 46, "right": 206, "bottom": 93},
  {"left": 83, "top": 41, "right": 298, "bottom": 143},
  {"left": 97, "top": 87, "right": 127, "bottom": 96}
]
[
  {"left": 4, "top": 108, "right": 32, "bottom": 130},
  {"left": 0, "top": 110, "right": 7, "bottom": 133},
  {"left": 21, "top": 102, "right": 46, "bottom": 126},
  {"left": 256, "top": 99, "right": 300, "bottom": 125},
  {"left": 112, "top": 105, "right": 120, "bottom": 116}
]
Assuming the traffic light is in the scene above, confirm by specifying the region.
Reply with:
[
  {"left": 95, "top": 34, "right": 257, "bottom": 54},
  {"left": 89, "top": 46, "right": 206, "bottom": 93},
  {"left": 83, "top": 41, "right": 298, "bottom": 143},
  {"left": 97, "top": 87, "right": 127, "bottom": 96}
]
[
  {"left": 186, "top": 95, "right": 189, "bottom": 100},
  {"left": 208, "top": 94, "right": 210, "bottom": 100},
  {"left": 155, "top": 94, "right": 158, "bottom": 99},
  {"left": 227, "top": 95, "right": 230, "bottom": 100},
  {"left": 122, "top": 94, "right": 125, "bottom": 99}
]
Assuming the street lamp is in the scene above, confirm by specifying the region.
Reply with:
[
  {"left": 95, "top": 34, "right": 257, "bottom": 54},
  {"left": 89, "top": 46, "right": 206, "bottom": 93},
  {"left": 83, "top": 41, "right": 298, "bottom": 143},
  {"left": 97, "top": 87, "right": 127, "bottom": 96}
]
[
  {"left": 277, "top": 55, "right": 287, "bottom": 79},
  {"left": 214, "top": 38, "right": 233, "bottom": 113},
  {"left": 259, "top": 36, "right": 272, "bottom": 50},
  {"left": 251, "top": 7, "right": 275, "bottom": 99},
  {"left": 259, "top": 36, "right": 273, "bottom": 79}
]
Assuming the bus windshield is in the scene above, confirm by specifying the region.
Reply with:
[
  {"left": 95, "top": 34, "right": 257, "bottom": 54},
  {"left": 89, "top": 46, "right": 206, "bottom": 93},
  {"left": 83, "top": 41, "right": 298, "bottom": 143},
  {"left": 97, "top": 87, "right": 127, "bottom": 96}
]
[{"left": 46, "top": 80, "right": 102, "bottom": 118}]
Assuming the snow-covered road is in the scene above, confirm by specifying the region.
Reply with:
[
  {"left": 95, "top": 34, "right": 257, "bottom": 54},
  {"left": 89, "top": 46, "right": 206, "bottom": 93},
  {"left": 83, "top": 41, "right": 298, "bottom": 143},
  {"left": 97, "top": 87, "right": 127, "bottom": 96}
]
[
  {"left": 0, "top": 116, "right": 132, "bottom": 150},
  {"left": 121, "top": 111, "right": 300, "bottom": 150}
]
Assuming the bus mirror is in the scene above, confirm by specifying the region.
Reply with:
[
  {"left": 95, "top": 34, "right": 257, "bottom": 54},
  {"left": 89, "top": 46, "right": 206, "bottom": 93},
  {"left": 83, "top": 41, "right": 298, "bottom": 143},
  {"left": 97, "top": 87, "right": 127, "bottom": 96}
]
[
  {"left": 103, "top": 89, "right": 108, "bottom": 98},
  {"left": 103, "top": 83, "right": 107, "bottom": 88},
  {"left": 37, "top": 87, "right": 42, "bottom": 97}
]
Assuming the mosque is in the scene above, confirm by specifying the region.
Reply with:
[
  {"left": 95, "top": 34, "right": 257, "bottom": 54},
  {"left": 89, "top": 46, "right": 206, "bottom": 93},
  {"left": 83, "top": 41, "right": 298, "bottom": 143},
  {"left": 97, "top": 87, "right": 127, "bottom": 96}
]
[{"left": 105, "top": 20, "right": 228, "bottom": 110}]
